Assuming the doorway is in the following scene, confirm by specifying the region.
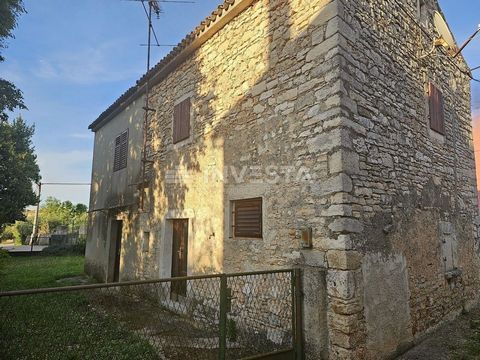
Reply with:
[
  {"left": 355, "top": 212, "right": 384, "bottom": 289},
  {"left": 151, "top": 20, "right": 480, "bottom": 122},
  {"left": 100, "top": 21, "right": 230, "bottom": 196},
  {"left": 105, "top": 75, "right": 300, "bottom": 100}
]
[
  {"left": 112, "top": 220, "right": 123, "bottom": 282},
  {"left": 171, "top": 219, "right": 188, "bottom": 298}
]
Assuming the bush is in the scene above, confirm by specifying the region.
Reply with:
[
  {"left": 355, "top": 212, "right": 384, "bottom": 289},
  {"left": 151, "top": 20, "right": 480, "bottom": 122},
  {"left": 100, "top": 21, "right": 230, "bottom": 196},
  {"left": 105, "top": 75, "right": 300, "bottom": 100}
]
[
  {"left": 0, "top": 228, "right": 14, "bottom": 242},
  {"left": 1, "top": 221, "right": 33, "bottom": 245},
  {"left": 42, "top": 240, "right": 85, "bottom": 256},
  {"left": 16, "top": 221, "right": 33, "bottom": 244}
]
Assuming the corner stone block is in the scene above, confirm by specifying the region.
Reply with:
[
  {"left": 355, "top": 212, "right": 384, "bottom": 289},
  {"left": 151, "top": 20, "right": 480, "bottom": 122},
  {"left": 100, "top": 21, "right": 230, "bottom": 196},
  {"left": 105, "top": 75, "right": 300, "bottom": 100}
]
[
  {"left": 330, "top": 344, "right": 357, "bottom": 360},
  {"left": 327, "top": 250, "right": 362, "bottom": 270},
  {"left": 328, "top": 217, "right": 363, "bottom": 233},
  {"left": 312, "top": 173, "right": 353, "bottom": 197},
  {"left": 328, "top": 150, "right": 360, "bottom": 175},
  {"left": 316, "top": 234, "right": 353, "bottom": 251},
  {"left": 327, "top": 269, "right": 356, "bottom": 300}
]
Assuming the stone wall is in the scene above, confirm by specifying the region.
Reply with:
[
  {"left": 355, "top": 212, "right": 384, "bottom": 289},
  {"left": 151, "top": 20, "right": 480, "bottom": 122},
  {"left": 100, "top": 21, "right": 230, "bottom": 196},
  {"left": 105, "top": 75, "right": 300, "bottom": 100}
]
[
  {"left": 88, "top": 0, "right": 342, "bottom": 356},
  {"left": 86, "top": 0, "right": 480, "bottom": 358},
  {"left": 331, "top": 0, "right": 480, "bottom": 358}
]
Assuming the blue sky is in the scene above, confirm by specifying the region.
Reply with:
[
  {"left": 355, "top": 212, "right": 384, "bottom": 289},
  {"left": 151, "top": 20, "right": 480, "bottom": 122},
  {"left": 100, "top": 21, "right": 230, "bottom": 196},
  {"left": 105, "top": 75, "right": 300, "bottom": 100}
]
[{"left": 1, "top": 0, "right": 479, "bottom": 205}]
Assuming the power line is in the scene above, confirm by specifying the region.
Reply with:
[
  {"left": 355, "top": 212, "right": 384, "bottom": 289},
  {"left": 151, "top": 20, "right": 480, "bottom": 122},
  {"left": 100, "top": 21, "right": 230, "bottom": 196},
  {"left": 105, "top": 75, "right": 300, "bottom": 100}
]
[{"left": 40, "top": 182, "right": 91, "bottom": 186}]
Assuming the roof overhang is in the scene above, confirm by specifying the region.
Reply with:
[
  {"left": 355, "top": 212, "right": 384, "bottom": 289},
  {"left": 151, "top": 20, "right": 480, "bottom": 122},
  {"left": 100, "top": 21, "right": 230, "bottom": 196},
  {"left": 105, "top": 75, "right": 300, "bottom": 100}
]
[{"left": 89, "top": 0, "right": 255, "bottom": 132}]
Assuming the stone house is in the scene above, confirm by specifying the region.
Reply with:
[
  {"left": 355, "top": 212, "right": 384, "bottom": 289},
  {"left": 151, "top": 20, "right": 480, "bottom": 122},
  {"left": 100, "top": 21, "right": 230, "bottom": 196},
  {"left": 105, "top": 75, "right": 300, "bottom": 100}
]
[{"left": 85, "top": 0, "right": 480, "bottom": 358}]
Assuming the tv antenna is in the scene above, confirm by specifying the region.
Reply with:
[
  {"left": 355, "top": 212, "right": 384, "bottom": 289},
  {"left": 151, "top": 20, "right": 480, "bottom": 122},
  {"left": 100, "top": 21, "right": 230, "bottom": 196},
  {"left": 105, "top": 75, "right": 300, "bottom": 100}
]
[{"left": 131, "top": 0, "right": 194, "bottom": 211}]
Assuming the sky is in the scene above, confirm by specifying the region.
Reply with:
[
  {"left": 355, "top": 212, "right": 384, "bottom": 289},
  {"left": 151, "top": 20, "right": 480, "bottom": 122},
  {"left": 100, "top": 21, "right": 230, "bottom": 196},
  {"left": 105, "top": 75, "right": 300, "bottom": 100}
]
[{"left": 1, "top": 0, "right": 480, "bottom": 206}]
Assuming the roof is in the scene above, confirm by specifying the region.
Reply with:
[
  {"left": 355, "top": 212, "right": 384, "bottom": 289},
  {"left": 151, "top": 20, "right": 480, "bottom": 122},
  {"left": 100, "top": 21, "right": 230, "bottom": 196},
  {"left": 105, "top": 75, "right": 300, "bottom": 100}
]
[{"left": 89, "top": 0, "right": 253, "bottom": 132}]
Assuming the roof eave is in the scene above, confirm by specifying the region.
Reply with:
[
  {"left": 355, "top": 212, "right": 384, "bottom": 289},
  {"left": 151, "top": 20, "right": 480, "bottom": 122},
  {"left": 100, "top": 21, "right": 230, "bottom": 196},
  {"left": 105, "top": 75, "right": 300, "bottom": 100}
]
[{"left": 89, "top": 0, "right": 255, "bottom": 133}]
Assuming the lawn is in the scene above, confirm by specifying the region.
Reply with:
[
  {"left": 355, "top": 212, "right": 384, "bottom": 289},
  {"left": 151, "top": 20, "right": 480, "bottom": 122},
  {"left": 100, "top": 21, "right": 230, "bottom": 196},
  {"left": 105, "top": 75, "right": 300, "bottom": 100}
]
[{"left": 0, "top": 254, "right": 160, "bottom": 360}]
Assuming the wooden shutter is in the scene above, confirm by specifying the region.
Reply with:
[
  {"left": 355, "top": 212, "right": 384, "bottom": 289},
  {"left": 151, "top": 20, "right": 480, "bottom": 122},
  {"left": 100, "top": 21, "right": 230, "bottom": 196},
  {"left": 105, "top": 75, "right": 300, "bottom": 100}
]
[
  {"left": 233, "top": 198, "right": 262, "bottom": 238},
  {"left": 428, "top": 83, "right": 445, "bottom": 135},
  {"left": 113, "top": 129, "right": 128, "bottom": 172},
  {"left": 173, "top": 98, "right": 191, "bottom": 144}
]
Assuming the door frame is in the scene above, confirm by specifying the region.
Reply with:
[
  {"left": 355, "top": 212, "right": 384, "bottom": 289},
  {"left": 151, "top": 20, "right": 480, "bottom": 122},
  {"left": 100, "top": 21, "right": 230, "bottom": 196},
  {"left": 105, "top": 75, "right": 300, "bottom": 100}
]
[
  {"left": 108, "top": 219, "right": 123, "bottom": 282},
  {"left": 159, "top": 209, "right": 194, "bottom": 279},
  {"left": 170, "top": 218, "right": 189, "bottom": 298}
]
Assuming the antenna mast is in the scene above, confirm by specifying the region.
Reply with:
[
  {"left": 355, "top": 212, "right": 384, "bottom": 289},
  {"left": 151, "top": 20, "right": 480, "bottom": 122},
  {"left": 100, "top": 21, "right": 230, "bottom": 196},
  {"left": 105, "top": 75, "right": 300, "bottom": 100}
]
[
  {"left": 137, "top": 0, "right": 193, "bottom": 211},
  {"left": 139, "top": 0, "right": 159, "bottom": 212}
]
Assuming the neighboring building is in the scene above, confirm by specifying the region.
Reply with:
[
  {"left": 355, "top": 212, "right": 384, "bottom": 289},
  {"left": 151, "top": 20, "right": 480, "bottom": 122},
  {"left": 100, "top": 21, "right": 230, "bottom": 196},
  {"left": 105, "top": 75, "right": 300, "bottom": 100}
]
[{"left": 85, "top": 0, "right": 480, "bottom": 359}]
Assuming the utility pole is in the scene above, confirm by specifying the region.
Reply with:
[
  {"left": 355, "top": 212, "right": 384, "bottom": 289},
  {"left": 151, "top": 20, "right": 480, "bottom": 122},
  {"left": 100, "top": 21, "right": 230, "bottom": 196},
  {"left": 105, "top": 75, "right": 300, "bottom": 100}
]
[{"left": 29, "top": 182, "right": 41, "bottom": 251}]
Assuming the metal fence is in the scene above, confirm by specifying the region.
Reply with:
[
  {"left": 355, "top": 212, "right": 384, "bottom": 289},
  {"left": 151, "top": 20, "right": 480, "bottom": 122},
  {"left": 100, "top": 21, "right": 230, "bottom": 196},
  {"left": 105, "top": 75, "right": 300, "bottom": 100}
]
[{"left": 0, "top": 269, "right": 302, "bottom": 360}]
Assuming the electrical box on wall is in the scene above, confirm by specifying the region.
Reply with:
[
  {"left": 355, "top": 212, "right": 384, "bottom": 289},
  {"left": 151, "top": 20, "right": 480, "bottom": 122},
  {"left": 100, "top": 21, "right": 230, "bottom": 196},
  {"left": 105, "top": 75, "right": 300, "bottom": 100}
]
[{"left": 301, "top": 228, "right": 313, "bottom": 249}]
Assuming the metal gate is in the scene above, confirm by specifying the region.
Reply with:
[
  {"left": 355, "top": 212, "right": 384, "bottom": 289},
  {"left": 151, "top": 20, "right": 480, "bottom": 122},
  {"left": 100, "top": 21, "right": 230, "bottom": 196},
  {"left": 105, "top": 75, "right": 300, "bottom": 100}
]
[{"left": 0, "top": 269, "right": 303, "bottom": 360}]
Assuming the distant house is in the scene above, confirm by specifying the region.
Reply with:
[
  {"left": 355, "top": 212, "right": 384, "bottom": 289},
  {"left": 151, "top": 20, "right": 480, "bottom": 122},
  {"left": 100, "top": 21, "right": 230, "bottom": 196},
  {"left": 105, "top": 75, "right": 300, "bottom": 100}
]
[{"left": 85, "top": 0, "right": 480, "bottom": 359}]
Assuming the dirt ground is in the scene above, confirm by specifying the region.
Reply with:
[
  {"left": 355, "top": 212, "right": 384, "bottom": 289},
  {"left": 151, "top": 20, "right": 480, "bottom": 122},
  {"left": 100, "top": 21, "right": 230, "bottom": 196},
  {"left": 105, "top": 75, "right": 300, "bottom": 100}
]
[{"left": 398, "top": 306, "right": 480, "bottom": 360}]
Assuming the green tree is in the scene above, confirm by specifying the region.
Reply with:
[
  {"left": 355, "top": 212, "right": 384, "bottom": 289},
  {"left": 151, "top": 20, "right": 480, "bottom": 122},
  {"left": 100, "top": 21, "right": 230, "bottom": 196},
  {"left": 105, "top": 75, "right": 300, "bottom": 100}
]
[
  {"left": 0, "top": 116, "right": 40, "bottom": 227},
  {"left": 38, "top": 197, "right": 88, "bottom": 234},
  {"left": 0, "top": 0, "right": 27, "bottom": 121},
  {"left": 0, "top": 1, "right": 36, "bottom": 228}
]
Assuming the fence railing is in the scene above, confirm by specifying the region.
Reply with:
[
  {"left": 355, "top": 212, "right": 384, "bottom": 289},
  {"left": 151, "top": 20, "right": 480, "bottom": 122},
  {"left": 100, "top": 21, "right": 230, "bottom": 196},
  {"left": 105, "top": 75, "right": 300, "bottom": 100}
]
[{"left": 0, "top": 269, "right": 302, "bottom": 360}]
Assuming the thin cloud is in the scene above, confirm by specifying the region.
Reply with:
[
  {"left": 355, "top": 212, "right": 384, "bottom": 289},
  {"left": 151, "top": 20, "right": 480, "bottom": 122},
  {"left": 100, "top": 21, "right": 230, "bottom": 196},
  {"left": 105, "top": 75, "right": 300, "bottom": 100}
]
[{"left": 35, "top": 41, "right": 143, "bottom": 85}]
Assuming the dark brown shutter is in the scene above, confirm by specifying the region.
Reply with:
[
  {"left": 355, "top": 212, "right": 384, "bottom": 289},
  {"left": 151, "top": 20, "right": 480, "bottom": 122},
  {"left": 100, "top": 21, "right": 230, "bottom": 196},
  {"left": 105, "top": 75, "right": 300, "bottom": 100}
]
[
  {"left": 113, "top": 129, "right": 128, "bottom": 172},
  {"left": 429, "top": 83, "right": 445, "bottom": 135},
  {"left": 173, "top": 98, "right": 191, "bottom": 144},
  {"left": 120, "top": 129, "right": 128, "bottom": 169},
  {"left": 173, "top": 102, "right": 180, "bottom": 143},
  {"left": 234, "top": 198, "right": 262, "bottom": 238}
]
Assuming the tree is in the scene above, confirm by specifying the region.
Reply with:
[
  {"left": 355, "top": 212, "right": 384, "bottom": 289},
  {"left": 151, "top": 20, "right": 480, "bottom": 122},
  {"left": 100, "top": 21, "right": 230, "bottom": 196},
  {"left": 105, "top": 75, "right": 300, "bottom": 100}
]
[
  {"left": 37, "top": 197, "right": 88, "bottom": 234},
  {"left": 0, "top": 1, "right": 39, "bottom": 228},
  {"left": 0, "top": 0, "right": 25, "bottom": 56},
  {"left": 0, "top": 79, "right": 26, "bottom": 122},
  {"left": 0, "top": 116, "right": 40, "bottom": 226},
  {"left": 0, "top": 0, "right": 27, "bottom": 121}
]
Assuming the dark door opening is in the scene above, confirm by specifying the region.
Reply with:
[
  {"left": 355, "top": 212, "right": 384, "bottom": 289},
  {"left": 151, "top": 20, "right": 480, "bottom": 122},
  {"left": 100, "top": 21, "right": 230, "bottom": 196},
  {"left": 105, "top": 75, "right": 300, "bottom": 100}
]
[
  {"left": 113, "top": 220, "right": 123, "bottom": 282},
  {"left": 171, "top": 219, "right": 188, "bottom": 298}
]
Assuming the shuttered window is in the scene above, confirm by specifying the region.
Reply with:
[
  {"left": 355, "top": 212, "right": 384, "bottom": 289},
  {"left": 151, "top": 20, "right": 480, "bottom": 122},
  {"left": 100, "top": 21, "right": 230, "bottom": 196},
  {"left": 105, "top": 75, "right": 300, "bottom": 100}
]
[
  {"left": 173, "top": 98, "right": 191, "bottom": 144},
  {"left": 113, "top": 129, "right": 128, "bottom": 172},
  {"left": 428, "top": 83, "right": 445, "bottom": 135},
  {"left": 233, "top": 198, "right": 262, "bottom": 238}
]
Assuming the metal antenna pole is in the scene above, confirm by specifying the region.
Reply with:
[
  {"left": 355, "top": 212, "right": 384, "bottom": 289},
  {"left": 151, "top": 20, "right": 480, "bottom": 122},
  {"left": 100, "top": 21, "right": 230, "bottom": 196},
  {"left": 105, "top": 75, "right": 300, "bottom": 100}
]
[
  {"left": 140, "top": 1, "right": 152, "bottom": 211},
  {"left": 29, "top": 182, "right": 41, "bottom": 251},
  {"left": 140, "top": 1, "right": 161, "bottom": 211}
]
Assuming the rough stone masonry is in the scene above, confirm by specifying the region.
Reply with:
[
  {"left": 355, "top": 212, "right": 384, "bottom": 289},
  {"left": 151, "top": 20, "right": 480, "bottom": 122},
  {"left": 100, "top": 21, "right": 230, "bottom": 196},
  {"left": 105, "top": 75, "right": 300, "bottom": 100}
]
[{"left": 85, "top": 0, "right": 480, "bottom": 359}]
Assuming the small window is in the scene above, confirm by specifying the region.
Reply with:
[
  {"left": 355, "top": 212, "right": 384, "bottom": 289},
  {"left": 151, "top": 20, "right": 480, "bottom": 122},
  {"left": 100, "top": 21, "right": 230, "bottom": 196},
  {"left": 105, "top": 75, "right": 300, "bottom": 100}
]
[
  {"left": 143, "top": 231, "right": 150, "bottom": 253},
  {"left": 232, "top": 198, "right": 262, "bottom": 238},
  {"left": 173, "top": 98, "right": 191, "bottom": 144},
  {"left": 428, "top": 83, "right": 445, "bottom": 135},
  {"left": 114, "top": 129, "right": 128, "bottom": 172}
]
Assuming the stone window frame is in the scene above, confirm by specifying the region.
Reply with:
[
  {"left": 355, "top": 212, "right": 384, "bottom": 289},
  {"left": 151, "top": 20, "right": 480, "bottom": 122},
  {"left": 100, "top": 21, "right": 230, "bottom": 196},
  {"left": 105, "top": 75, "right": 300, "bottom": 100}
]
[{"left": 170, "top": 93, "right": 194, "bottom": 150}]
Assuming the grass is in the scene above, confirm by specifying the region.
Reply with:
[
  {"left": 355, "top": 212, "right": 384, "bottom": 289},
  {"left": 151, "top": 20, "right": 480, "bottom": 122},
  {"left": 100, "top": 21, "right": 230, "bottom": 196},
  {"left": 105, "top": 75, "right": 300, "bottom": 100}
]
[
  {"left": 451, "top": 321, "right": 480, "bottom": 360},
  {"left": 0, "top": 255, "right": 160, "bottom": 360}
]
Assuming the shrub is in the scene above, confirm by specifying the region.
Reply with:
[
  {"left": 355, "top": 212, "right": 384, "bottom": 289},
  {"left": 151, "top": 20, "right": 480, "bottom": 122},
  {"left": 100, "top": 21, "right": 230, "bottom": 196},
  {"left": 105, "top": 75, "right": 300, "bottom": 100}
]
[
  {"left": 0, "top": 228, "right": 14, "bottom": 242},
  {"left": 42, "top": 240, "right": 85, "bottom": 256},
  {"left": 1, "top": 221, "right": 33, "bottom": 245},
  {"left": 16, "top": 221, "right": 33, "bottom": 244}
]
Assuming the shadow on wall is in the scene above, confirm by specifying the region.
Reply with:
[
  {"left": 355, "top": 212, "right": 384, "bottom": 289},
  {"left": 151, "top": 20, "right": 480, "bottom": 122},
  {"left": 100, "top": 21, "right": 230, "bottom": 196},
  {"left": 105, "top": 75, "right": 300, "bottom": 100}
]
[
  {"left": 472, "top": 118, "right": 480, "bottom": 200},
  {"left": 90, "top": 0, "right": 338, "bottom": 278},
  {"left": 139, "top": 0, "right": 339, "bottom": 274}
]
